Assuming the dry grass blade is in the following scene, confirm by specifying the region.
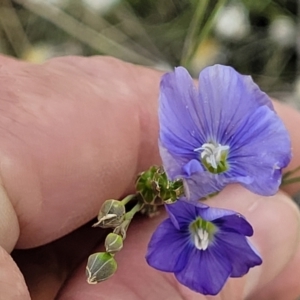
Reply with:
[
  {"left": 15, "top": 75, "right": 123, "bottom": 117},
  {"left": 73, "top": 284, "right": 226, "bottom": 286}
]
[{"left": 12, "top": 0, "right": 158, "bottom": 65}]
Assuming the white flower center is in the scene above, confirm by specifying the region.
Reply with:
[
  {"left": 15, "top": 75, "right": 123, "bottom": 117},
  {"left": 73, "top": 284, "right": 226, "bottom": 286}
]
[
  {"left": 190, "top": 218, "right": 217, "bottom": 251},
  {"left": 194, "top": 142, "right": 229, "bottom": 170},
  {"left": 194, "top": 228, "right": 209, "bottom": 250}
]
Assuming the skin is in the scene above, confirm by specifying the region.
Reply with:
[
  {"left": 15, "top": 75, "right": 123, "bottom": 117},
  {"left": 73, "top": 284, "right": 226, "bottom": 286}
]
[{"left": 0, "top": 55, "right": 299, "bottom": 300}]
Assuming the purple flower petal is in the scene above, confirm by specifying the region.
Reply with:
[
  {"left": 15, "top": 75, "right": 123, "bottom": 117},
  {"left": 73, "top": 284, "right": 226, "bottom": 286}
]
[
  {"left": 146, "top": 218, "right": 190, "bottom": 272},
  {"left": 159, "top": 67, "right": 205, "bottom": 180},
  {"left": 165, "top": 200, "right": 203, "bottom": 229},
  {"left": 182, "top": 159, "right": 204, "bottom": 176},
  {"left": 226, "top": 105, "right": 291, "bottom": 195},
  {"left": 197, "top": 65, "right": 274, "bottom": 141},
  {"left": 214, "top": 231, "right": 262, "bottom": 277},
  {"left": 183, "top": 173, "right": 228, "bottom": 201},
  {"left": 213, "top": 214, "right": 254, "bottom": 236},
  {"left": 175, "top": 247, "right": 232, "bottom": 295}
]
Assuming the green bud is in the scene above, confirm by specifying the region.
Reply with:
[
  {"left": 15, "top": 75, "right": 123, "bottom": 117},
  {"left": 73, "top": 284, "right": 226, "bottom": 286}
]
[
  {"left": 160, "top": 177, "right": 184, "bottom": 204},
  {"left": 86, "top": 252, "right": 117, "bottom": 284},
  {"left": 136, "top": 166, "right": 161, "bottom": 204},
  {"left": 136, "top": 166, "right": 184, "bottom": 205},
  {"left": 93, "top": 199, "right": 126, "bottom": 228},
  {"left": 105, "top": 233, "right": 123, "bottom": 254}
]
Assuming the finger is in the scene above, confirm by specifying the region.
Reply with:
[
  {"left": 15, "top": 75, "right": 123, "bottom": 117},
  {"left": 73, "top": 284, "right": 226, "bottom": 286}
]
[
  {"left": 57, "top": 186, "right": 300, "bottom": 300},
  {"left": 248, "top": 242, "right": 300, "bottom": 300},
  {"left": 0, "top": 246, "right": 30, "bottom": 299},
  {"left": 0, "top": 55, "right": 161, "bottom": 248},
  {"left": 207, "top": 185, "right": 300, "bottom": 299}
]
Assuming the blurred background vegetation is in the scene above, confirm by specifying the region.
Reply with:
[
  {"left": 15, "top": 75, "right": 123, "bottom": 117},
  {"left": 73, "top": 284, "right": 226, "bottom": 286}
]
[{"left": 0, "top": 0, "right": 299, "bottom": 105}]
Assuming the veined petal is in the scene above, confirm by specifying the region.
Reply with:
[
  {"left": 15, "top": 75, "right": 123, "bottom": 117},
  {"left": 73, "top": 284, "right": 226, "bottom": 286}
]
[
  {"left": 183, "top": 171, "right": 253, "bottom": 201},
  {"left": 197, "top": 65, "right": 274, "bottom": 142},
  {"left": 146, "top": 219, "right": 190, "bottom": 272},
  {"left": 196, "top": 204, "right": 238, "bottom": 220},
  {"left": 212, "top": 214, "right": 254, "bottom": 236},
  {"left": 165, "top": 200, "right": 203, "bottom": 229},
  {"left": 214, "top": 231, "right": 262, "bottom": 277},
  {"left": 175, "top": 247, "right": 232, "bottom": 295},
  {"left": 183, "top": 159, "right": 204, "bottom": 176},
  {"left": 183, "top": 172, "right": 227, "bottom": 201},
  {"left": 159, "top": 67, "right": 206, "bottom": 173},
  {"left": 227, "top": 105, "right": 291, "bottom": 195},
  {"left": 165, "top": 200, "right": 251, "bottom": 235},
  {"left": 159, "top": 143, "right": 193, "bottom": 181}
]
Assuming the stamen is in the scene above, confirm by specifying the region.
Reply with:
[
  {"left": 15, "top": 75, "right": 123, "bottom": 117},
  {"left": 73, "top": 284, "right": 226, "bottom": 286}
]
[
  {"left": 194, "top": 228, "right": 210, "bottom": 250},
  {"left": 194, "top": 142, "right": 229, "bottom": 173}
]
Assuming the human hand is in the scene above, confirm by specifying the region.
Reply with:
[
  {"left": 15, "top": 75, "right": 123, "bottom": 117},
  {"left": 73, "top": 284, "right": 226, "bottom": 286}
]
[{"left": 0, "top": 55, "right": 299, "bottom": 300}]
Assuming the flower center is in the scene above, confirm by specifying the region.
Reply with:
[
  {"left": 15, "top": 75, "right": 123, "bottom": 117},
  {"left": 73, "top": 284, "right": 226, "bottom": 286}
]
[
  {"left": 189, "top": 218, "right": 216, "bottom": 251},
  {"left": 194, "top": 142, "right": 229, "bottom": 174}
]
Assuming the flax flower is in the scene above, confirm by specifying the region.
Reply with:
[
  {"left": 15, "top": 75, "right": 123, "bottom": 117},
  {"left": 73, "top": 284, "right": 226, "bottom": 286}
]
[
  {"left": 146, "top": 200, "right": 262, "bottom": 295},
  {"left": 159, "top": 65, "right": 291, "bottom": 200}
]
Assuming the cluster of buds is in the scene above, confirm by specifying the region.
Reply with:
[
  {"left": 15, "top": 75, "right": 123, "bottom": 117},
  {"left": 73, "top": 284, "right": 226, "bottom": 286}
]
[
  {"left": 86, "top": 166, "right": 185, "bottom": 284},
  {"left": 136, "top": 166, "right": 184, "bottom": 205},
  {"left": 86, "top": 197, "right": 140, "bottom": 283}
]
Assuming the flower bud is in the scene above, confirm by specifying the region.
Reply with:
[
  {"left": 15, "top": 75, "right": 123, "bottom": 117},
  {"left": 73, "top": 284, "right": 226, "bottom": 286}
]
[
  {"left": 86, "top": 252, "right": 117, "bottom": 284},
  {"left": 135, "top": 166, "right": 162, "bottom": 204},
  {"left": 93, "top": 199, "right": 126, "bottom": 228},
  {"left": 136, "top": 166, "right": 184, "bottom": 205},
  {"left": 105, "top": 233, "right": 123, "bottom": 254}
]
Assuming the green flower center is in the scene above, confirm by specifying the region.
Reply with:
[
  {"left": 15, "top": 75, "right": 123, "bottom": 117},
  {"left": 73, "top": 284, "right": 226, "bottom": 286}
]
[
  {"left": 189, "top": 217, "right": 217, "bottom": 251},
  {"left": 194, "top": 142, "right": 229, "bottom": 174}
]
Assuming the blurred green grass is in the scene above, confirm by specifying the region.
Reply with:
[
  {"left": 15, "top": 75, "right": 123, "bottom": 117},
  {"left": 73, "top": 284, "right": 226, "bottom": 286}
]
[{"left": 0, "top": 0, "right": 298, "bottom": 95}]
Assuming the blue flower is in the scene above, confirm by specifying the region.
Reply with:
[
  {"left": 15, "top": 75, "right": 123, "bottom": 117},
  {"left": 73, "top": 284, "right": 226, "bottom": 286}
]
[
  {"left": 159, "top": 65, "right": 291, "bottom": 200},
  {"left": 146, "top": 200, "right": 262, "bottom": 295}
]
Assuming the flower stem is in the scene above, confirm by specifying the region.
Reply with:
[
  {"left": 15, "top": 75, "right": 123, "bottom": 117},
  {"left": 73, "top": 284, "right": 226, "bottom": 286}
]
[
  {"left": 120, "top": 194, "right": 136, "bottom": 206},
  {"left": 181, "top": 0, "right": 209, "bottom": 66},
  {"left": 281, "top": 176, "right": 300, "bottom": 186},
  {"left": 113, "top": 202, "right": 144, "bottom": 239},
  {"left": 182, "top": 0, "right": 227, "bottom": 67},
  {"left": 281, "top": 166, "right": 300, "bottom": 186},
  {"left": 125, "top": 201, "right": 144, "bottom": 221},
  {"left": 282, "top": 165, "right": 300, "bottom": 180}
]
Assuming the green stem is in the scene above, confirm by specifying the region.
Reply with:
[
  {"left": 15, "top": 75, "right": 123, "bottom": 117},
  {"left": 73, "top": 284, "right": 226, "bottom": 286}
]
[
  {"left": 183, "top": 0, "right": 227, "bottom": 67},
  {"left": 282, "top": 165, "right": 300, "bottom": 180},
  {"left": 120, "top": 194, "right": 136, "bottom": 206},
  {"left": 281, "top": 176, "right": 300, "bottom": 186},
  {"left": 114, "top": 202, "right": 144, "bottom": 239},
  {"left": 181, "top": 0, "right": 209, "bottom": 66},
  {"left": 124, "top": 202, "right": 144, "bottom": 221}
]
